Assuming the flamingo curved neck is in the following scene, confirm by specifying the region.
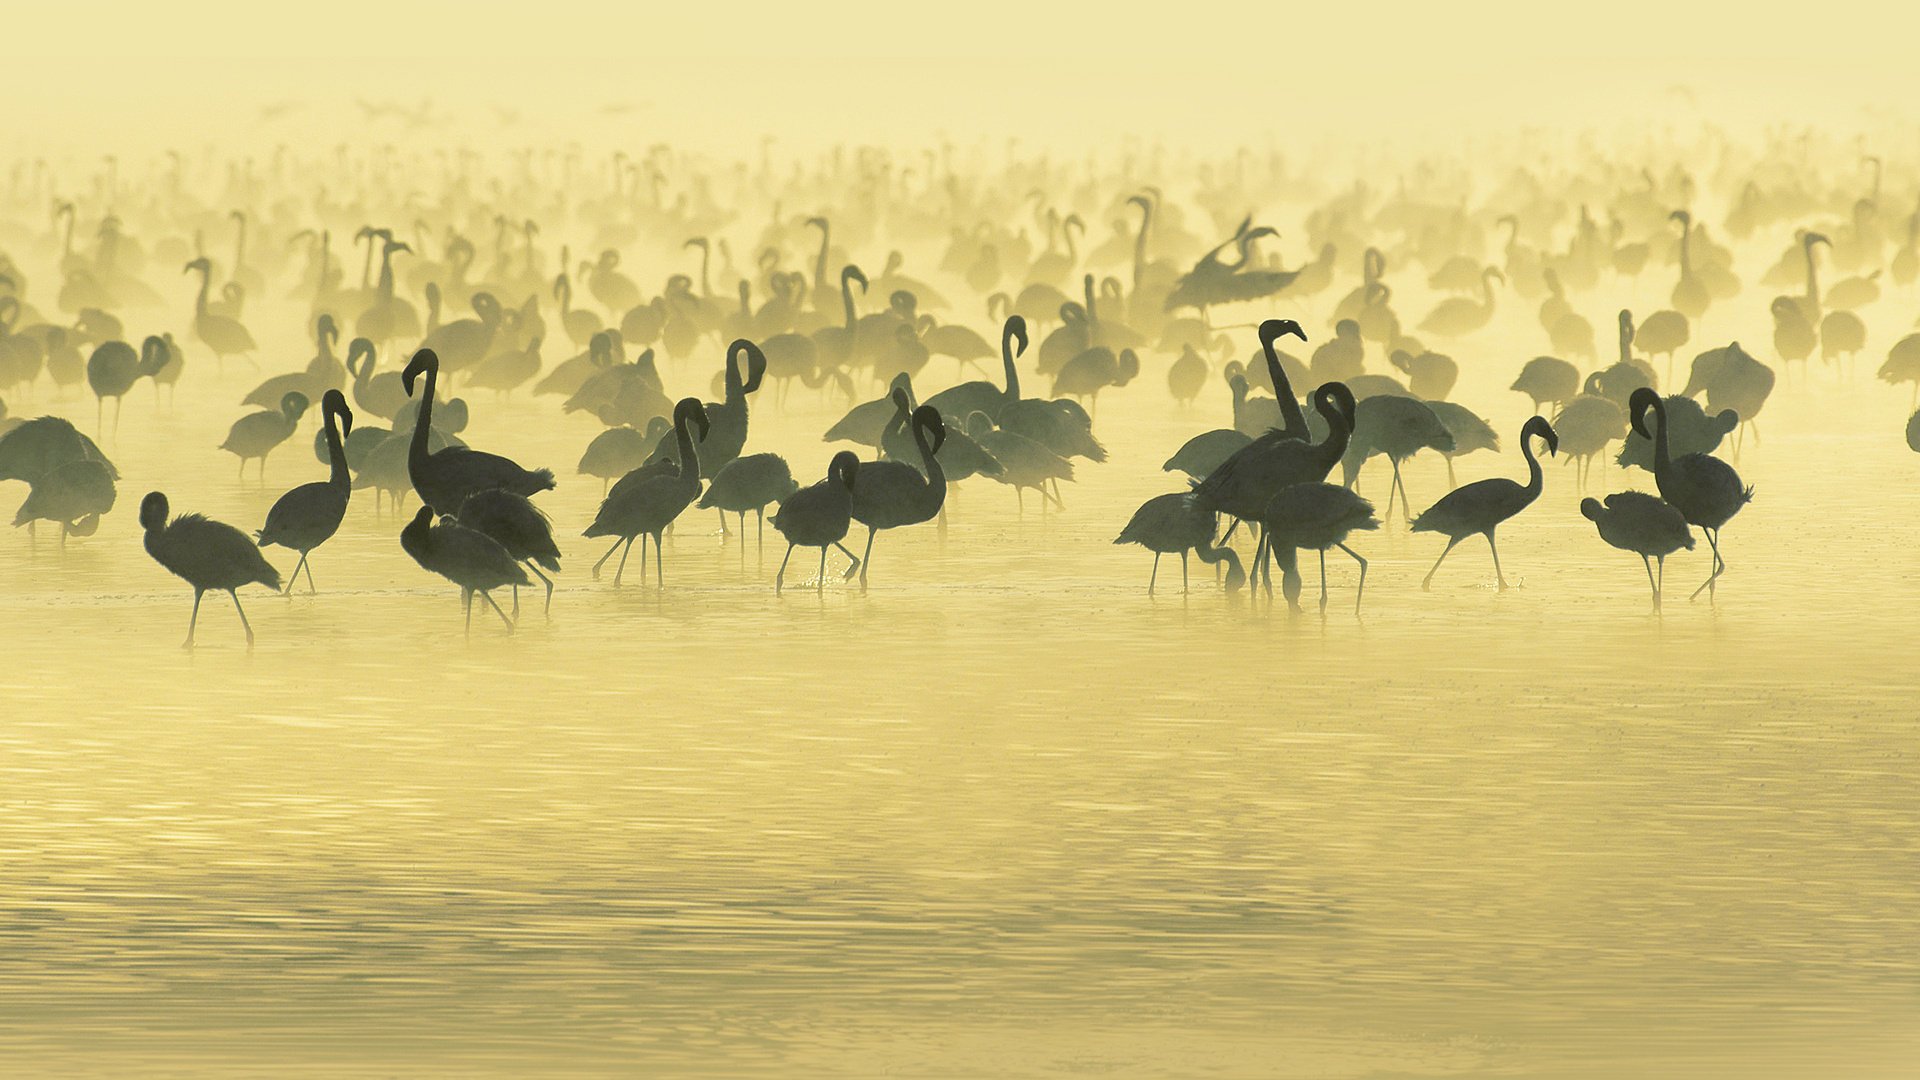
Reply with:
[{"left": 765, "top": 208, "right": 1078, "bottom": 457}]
[
  {"left": 914, "top": 420, "right": 945, "bottom": 496},
  {"left": 1521, "top": 433, "right": 1544, "bottom": 497},
  {"left": 1265, "top": 347, "right": 1307, "bottom": 438},
  {"left": 1646, "top": 399, "right": 1670, "bottom": 472},
  {"left": 325, "top": 412, "right": 349, "bottom": 488},
  {"left": 675, "top": 414, "right": 702, "bottom": 481},
  {"left": 1002, "top": 338, "right": 1020, "bottom": 401},
  {"left": 409, "top": 362, "right": 437, "bottom": 471}
]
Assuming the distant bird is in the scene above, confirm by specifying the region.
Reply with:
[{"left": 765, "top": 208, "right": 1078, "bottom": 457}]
[
  {"left": 850, "top": 393, "right": 948, "bottom": 586},
  {"left": 1424, "top": 400, "right": 1500, "bottom": 489},
  {"left": 1418, "top": 267, "right": 1502, "bottom": 337},
  {"left": 256, "top": 390, "right": 352, "bottom": 592},
  {"left": 344, "top": 337, "right": 407, "bottom": 419},
  {"left": 1338, "top": 395, "right": 1454, "bottom": 522},
  {"left": 770, "top": 451, "right": 862, "bottom": 593},
  {"left": 1261, "top": 482, "right": 1379, "bottom": 614},
  {"left": 1580, "top": 491, "right": 1695, "bottom": 607},
  {"left": 1680, "top": 342, "right": 1773, "bottom": 448},
  {"left": 399, "top": 505, "right": 528, "bottom": 635},
  {"left": 1166, "top": 343, "right": 1211, "bottom": 406},
  {"left": 583, "top": 397, "right": 708, "bottom": 586},
  {"left": 1412, "top": 416, "right": 1558, "bottom": 590},
  {"left": 1114, "top": 492, "right": 1246, "bottom": 594},
  {"left": 1311, "top": 320, "right": 1365, "bottom": 383},
  {"left": 1615, "top": 394, "right": 1737, "bottom": 473},
  {"left": 965, "top": 410, "right": 1074, "bottom": 514},
  {"left": 1633, "top": 309, "right": 1691, "bottom": 381},
  {"left": 1669, "top": 210, "right": 1710, "bottom": 319},
  {"left": 1631, "top": 388, "right": 1751, "bottom": 601},
  {"left": 401, "top": 348, "right": 554, "bottom": 513},
  {"left": 1051, "top": 346, "right": 1139, "bottom": 417},
  {"left": 1552, "top": 375, "right": 1629, "bottom": 488},
  {"left": 185, "top": 257, "right": 256, "bottom": 369},
  {"left": 86, "top": 336, "right": 166, "bottom": 434},
  {"left": 1770, "top": 296, "right": 1817, "bottom": 373},
  {"left": 1390, "top": 349, "right": 1458, "bottom": 400},
  {"left": 140, "top": 491, "right": 281, "bottom": 647},
  {"left": 1511, "top": 356, "right": 1580, "bottom": 411},
  {"left": 1163, "top": 221, "right": 1295, "bottom": 319},
  {"left": 1163, "top": 427, "right": 1252, "bottom": 482},
  {"left": 456, "top": 488, "right": 561, "bottom": 615},
  {"left": 220, "top": 391, "right": 309, "bottom": 482},
  {"left": 1881, "top": 333, "right": 1920, "bottom": 406},
  {"left": 698, "top": 452, "right": 800, "bottom": 545},
  {"left": 579, "top": 416, "right": 671, "bottom": 492}
]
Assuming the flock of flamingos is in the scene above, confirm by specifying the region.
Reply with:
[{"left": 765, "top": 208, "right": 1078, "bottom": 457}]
[{"left": 0, "top": 139, "right": 1913, "bottom": 644}]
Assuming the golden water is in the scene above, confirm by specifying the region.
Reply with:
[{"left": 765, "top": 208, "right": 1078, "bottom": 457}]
[{"left": 4, "top": 221, "right": 1919, "bottom": 1076}]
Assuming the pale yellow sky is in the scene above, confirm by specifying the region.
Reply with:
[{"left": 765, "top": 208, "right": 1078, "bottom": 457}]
[{"left": 3, "top": 1, "right": 1910, "bottom": 154}]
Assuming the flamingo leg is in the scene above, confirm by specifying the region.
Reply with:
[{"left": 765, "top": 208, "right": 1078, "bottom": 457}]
[
  {"left": 612, "top": 537, "right": 634, "bottom": 586},
  {"left": 592, "top": 537, "right": 623, "bottom": 578},
  {"left": 463, "top": 589, "right": 473, "bottom": 635},
  {"left": 1393, "top": 461, "right": 1412, "bottom": 522},
  {"left": 229, "top": 589, "right": 255, "bottom": 645},
  {"left": 1317, "top": 549, "right": 1329, "bottom": 612},
  {"left": 1691, "top": 528, "right": 1725, "bottom": 601},
  {"left": 653, "top": 532, "right": 665, "bottom": 587},
  {"left": 859, "top": 526, "right": 877, "bottom": 586},
  {"left": 1338, "top": 542, "right": 1368, "bottom": 614},
  {"left": 479, "top": 590, "right": 514, "bottom": 631},
  {"left": 776, "top": 542, "right": 794, "bottom": 593},
  {"left": 834, "top": 542, "right": 861, "bottom": 579},
  {"left": 1642, "top": 554, "right": 1659, "bottom": 607},
  {"left": 1181, "top": 550, "right": 1189, "bottom": 594},
  {"left": 302, "top": 553, "right": 317, "bottom": 593},
  {"left": 1486, "top": 529, "right": 1508, "bottom": 590},
  {"left": 1148, "top": 552, "right": 1159, "bottom": 595},
  {"left": 184, "top": 588, "right": 204, "bottom": 648},
  {"left": 1422, "top": 537, "right": 1461, "bottom": 590},
  {"left": 1445, "top": 456, "right": 1458, "bottom": 490},
  {"left": 816, "top": 546, "right": 827, "bottom": 592},
  {"left": 526, "top": 563, "right": 554, "bottom": 614},
  {"left": 283, "top": 551, "right": 308, "bottom": 595}
]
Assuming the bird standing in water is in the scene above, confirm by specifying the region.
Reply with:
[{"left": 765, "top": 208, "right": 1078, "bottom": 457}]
[
  {"left": 1413, "top": 416, "right": 1558, "bottom": 590},
  {"left": 1581, "top": 491, "right": 1695, "bottom": 608},
  {"left": 140, "top": 491, "right": 282, "bottom": 647},
  {"left": 1630, "top": 387, "right": 1751, "bottom": 600},
  {"left": 256, "top": 389, "right": 353, "bottom": 593},
  {"left": 771, "top": 451, "right": 863, "bottom": 593}
]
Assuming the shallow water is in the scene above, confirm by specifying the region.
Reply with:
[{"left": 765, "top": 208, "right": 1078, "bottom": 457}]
[{"left": 4, "top": 248, "right": 1919, "bottom": 1077}]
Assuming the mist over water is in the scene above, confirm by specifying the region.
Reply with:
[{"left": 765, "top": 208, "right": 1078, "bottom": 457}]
[{"left": 3, "top": 2, "right": 1919, "bottom": 1075}]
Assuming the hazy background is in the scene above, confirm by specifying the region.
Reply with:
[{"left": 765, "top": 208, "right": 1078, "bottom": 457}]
[{"left": 4, "top": 0, "right": 1912, "bottom": 155}]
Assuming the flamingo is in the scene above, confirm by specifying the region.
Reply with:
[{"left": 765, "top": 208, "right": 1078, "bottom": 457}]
[
  {"left": 1114, "top": 492, "right": 1246, "bottom": 594},
  {"left": 1630, "top": 388, "right": 1751, "bottom": 600},
  {"left": 1581, "top": 491, "right": 1695, "bottom": 608},
  {"left": 256, "top": 390, "right": 352, "bottom": 592},
  {"left": 1413, "top": 416, "right": 1558, "bottom": 590},
  {"left": 849, "top": 391, "right": 947, "bottom": 587},
  {"left": 770, "top": 451, "right": 862, "bottom": 593},
  {"left": 401, "top": 348, "right": 555, "bottom": 514},
  {"left": 140, "top": 491, "right": 282, "bottom": 647},
  {"left": 399, "top": 505, "right": 528, "bottom": 635},
  {"left": 583, "top": 398, "right": 708, "bottom": 587}
]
